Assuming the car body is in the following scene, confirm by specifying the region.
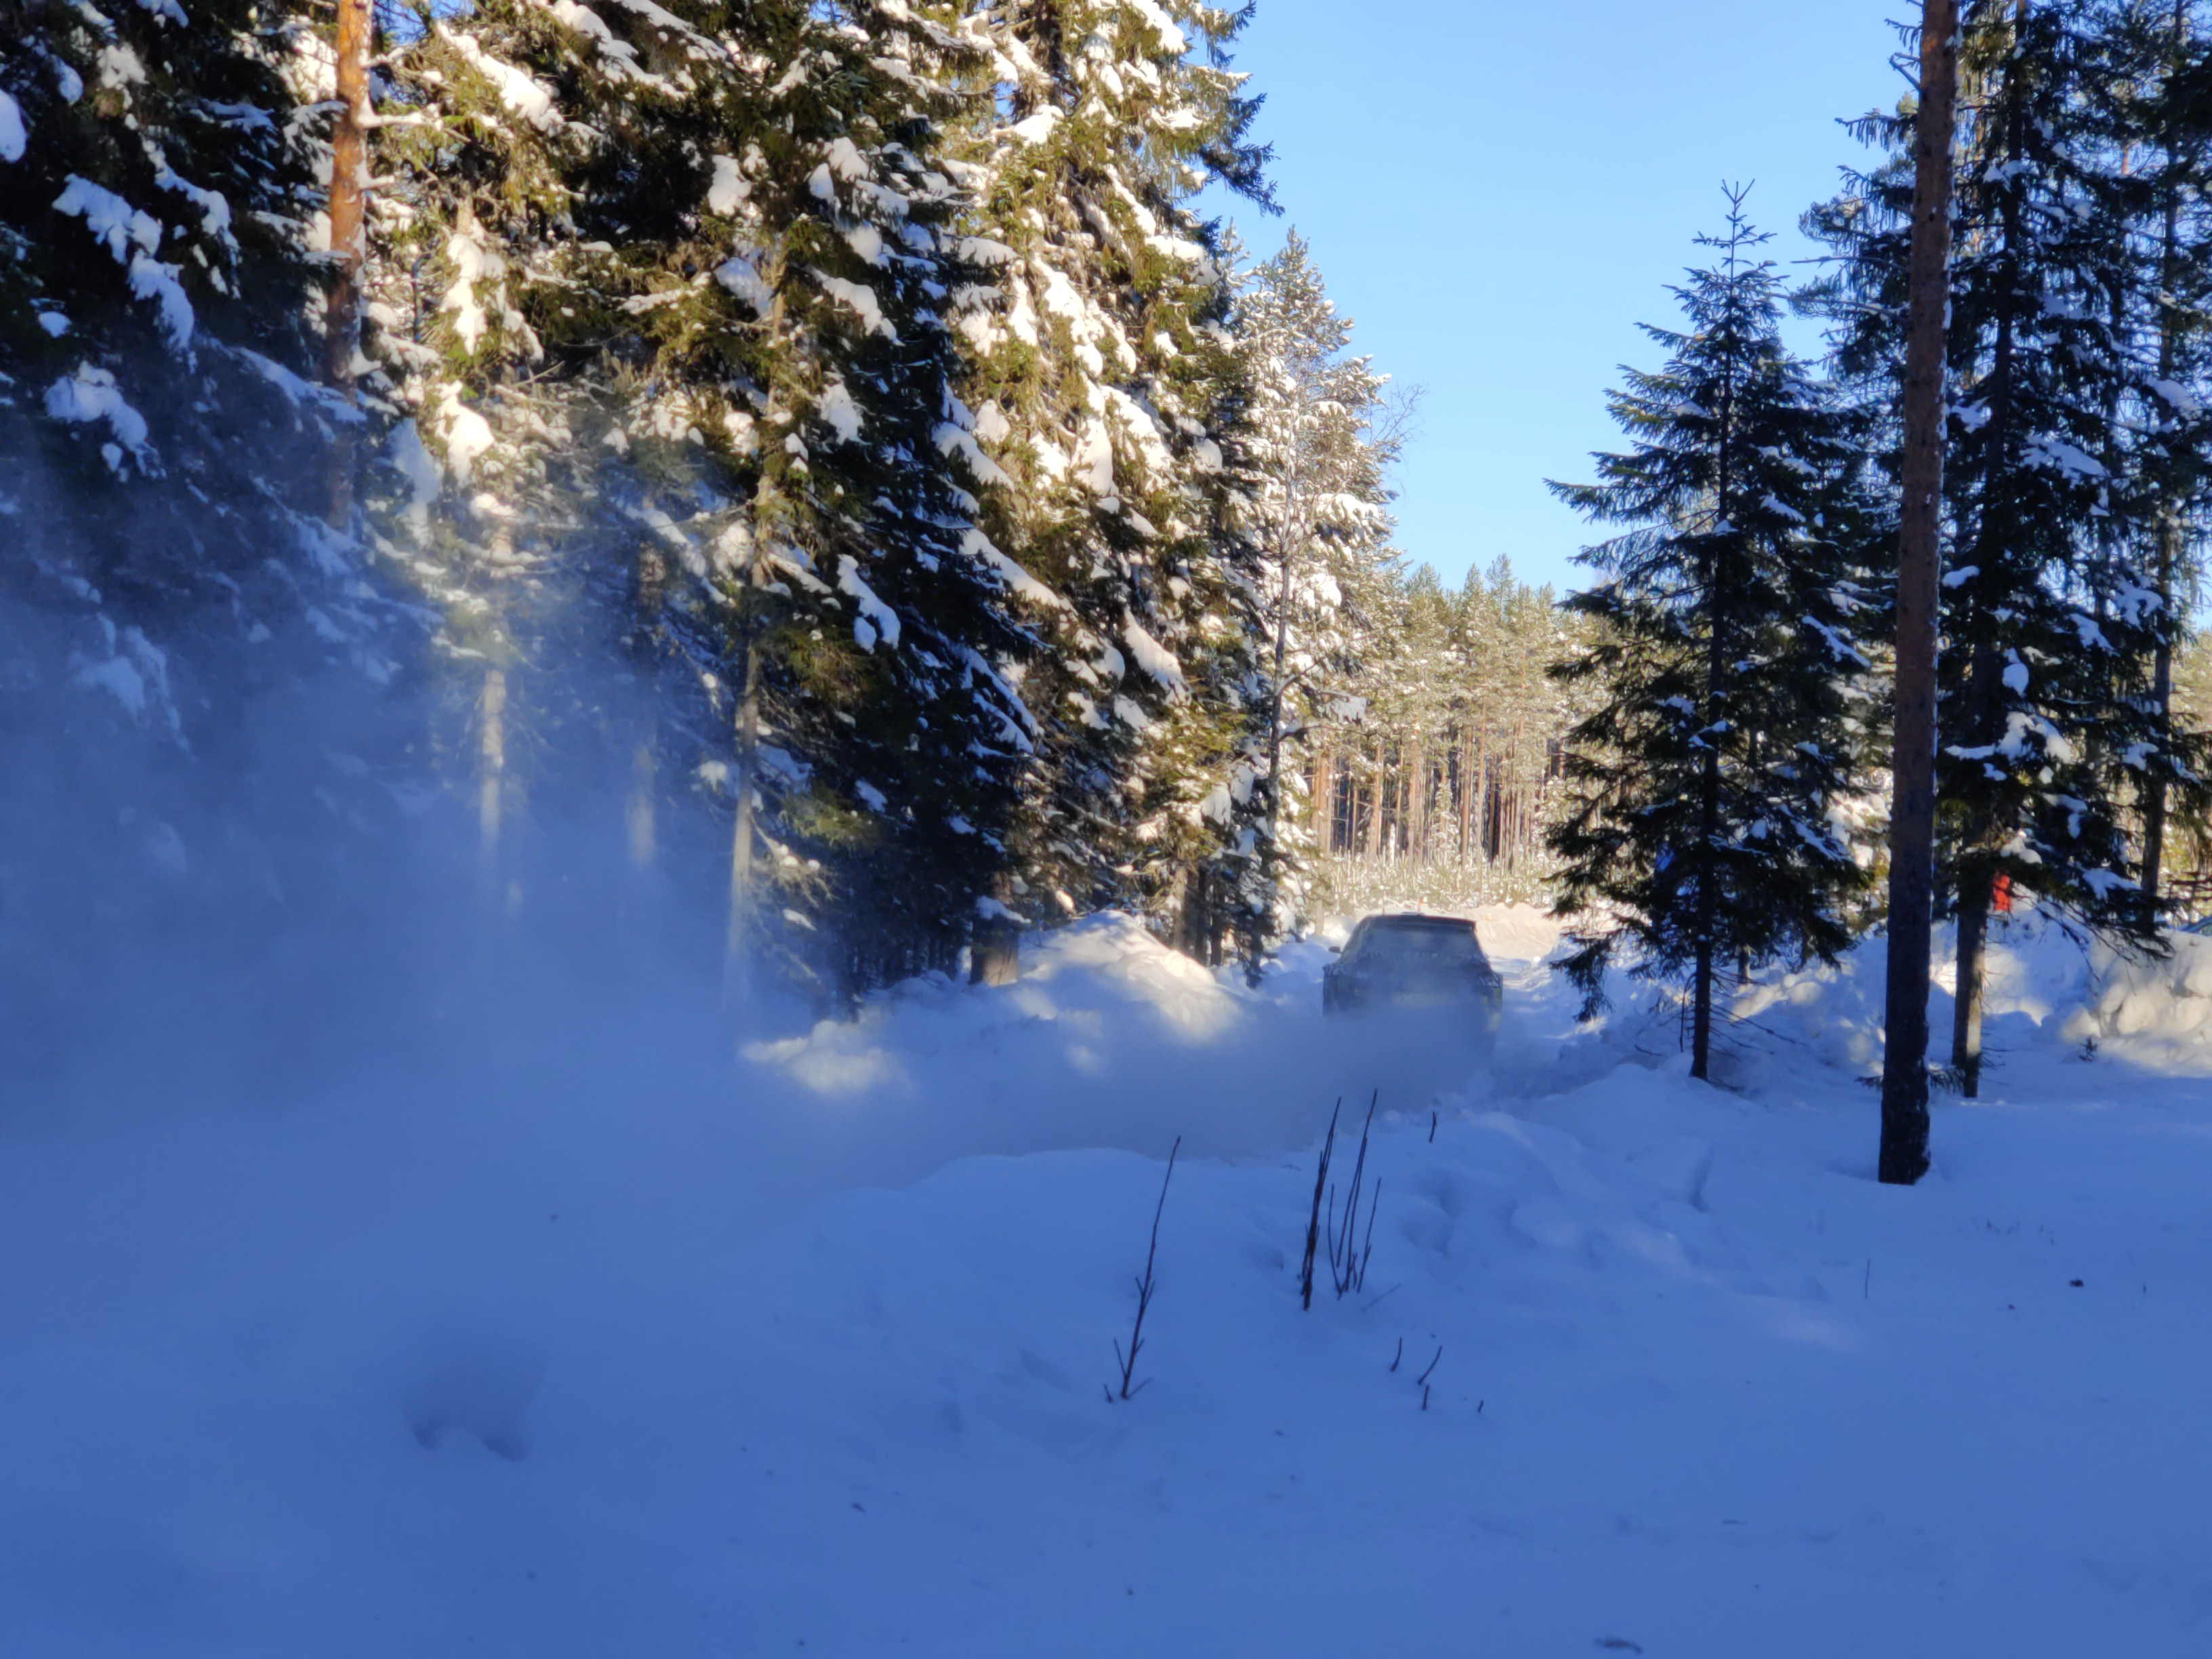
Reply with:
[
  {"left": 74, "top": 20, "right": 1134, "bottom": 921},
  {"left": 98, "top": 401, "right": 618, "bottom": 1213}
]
[{"left": 1322, "top": 913, "right": 1503, "bottom": 1033}]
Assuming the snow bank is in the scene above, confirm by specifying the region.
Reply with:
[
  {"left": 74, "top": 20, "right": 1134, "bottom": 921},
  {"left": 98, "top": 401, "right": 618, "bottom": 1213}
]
[
  {"left": 9, "top": 896, "right": 2212, "bottom": 1655},
  {"left": 2079, "top": 926, "right": 2212, "bottom": 1071},
  {"left": 740, "top": 912, "right": 1499, "bottom": 1165}
]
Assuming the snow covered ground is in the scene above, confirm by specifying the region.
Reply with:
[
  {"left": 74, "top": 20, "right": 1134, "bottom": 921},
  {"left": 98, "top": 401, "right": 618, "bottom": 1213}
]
[{"left": 5, "top": 906, "right": 2212, "bottom": 1656}]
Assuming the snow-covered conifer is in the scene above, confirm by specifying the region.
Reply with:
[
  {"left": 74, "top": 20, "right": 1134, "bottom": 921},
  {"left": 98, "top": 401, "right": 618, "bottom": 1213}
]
[
  {"left": 1551, "top": 193, "right": 1877, "bottom": 1079},
  {"left": 1, "top": 0, "right": 374, "bottom": 738},
  {"left": 1808, "top": 2, "right": 2199, "bottom": 1092},
  {"left": 950, "top": 1, "right": 1273, "bottom": 955},
  {"left": 1235, "top": 231, "right": 1404, "bottom": 935},
  {"left": 371, "top": 1, "right": 1033, "bottom": 994}
]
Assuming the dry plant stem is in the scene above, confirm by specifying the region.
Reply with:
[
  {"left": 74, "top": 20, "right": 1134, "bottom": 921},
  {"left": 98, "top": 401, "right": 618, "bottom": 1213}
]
[
  {"left": 1112, "top": 1137, "right": 1181, "bottom": 1401},
  {"left": 1328, "top": 1092, "right": 1380, "bottom": 1297},
  {"left": 1299, "top": 1099, "right": 1340, "bottom": 1309}
]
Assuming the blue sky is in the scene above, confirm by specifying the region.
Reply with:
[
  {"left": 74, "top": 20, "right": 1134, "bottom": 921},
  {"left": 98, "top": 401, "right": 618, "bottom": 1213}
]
[{"left": 1213, "top": 0, "right": 1905, "bottom": 592}]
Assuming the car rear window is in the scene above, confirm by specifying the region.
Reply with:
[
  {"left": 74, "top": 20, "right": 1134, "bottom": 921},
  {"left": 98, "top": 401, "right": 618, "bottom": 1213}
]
[{"left": 1363, "top": 919, "right": 1485, "bottom": 963}]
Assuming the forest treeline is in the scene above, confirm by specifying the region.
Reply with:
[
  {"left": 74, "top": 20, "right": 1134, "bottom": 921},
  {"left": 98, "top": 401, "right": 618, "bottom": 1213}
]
[
  {"left": 0, "top": 0, "right": 1468, "bottom": 1003},
  {"left": 11, "top": 0, "right": 2212, "bottom": 1060}
]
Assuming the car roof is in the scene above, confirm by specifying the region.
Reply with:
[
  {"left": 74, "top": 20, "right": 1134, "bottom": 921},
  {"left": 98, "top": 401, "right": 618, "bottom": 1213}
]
[{"left": 1362, "top": 913, "right": 1477, "bottom": 930}]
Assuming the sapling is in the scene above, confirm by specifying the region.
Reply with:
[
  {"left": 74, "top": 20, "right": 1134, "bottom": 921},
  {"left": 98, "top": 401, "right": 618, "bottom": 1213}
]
[{"left": 1109, "top": 1138, "right": 1181, "bottom": 1402}]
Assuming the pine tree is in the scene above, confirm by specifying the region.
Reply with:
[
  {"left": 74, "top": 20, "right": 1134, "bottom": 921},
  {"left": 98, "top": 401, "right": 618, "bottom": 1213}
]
[{"left": 1550, "top": 192, "right": 1877, "bottom": 1080}]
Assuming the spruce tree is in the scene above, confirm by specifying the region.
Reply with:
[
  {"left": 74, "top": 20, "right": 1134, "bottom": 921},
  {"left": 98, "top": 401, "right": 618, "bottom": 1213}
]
[
  {"left": 1549, "top": 193, "right": 1876, "bottom": 1080},
  {"left": 1936, "top": 1, "right": 2172, "bottom": 1094},
  {"left": 1806, "top": 1, "right": 2203, "bottom": 1100},
  {"left": 1, "top": 0, "right": 369, "bottom": 735},
  {"left": 1237, "top": 230, "right": 1404, "bottom": 939},
  {"left": 952, "top": 0, "right": 1274, "bottom": 958},
  {"left": 371, "top": 0, "right": 1033, "bottom": 996},
  {"left": 2100, "top": 0, "right": 2212, "bottom": 907}
]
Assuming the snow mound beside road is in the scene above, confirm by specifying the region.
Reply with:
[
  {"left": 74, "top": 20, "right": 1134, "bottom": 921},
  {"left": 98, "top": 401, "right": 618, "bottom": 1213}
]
[
  {"left": 2081, "top": 926, "right": 2212, "bottom": 1071},
  {"left": 6, "top": 905, "right": 2212, "bottom": 1656}
]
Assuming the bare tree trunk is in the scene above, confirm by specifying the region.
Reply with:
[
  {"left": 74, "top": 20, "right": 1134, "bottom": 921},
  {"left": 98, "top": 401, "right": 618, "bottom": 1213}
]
[
  {"left": 1363, "top": 756, "right": 1383, "bottom": 859},
  {"left": 724, "top": 630, "right": 763, "bottom": 991},
  {"left": 323, "top": 0, "right": 372, "bottom": 527},
  {"left": 1692, "top": 257, "right": 1741, "bottom": 1084},
  {"left": 972, "top": 869, "right": 1021, "bottom": 985},
  {"left": 1262, "top": 444, "right": 1306, "bottom": 966},
  {"left": 1881, "top": 0, "right": 1960, "bottom": 1186},
  {"left": 724, "top": 291, "right": 786, "bottom": 1008},
  {"left": 1456, "top": 728, "right": 1473, "bottom": 863},
  {"left": 1953, "top": 868, "right": 1992, "bottom": 1089},
  {"left": 2146, "top": 519, "right": 2179, "bottom": 901},
  {"left": 1315, "top": 745, "right": 1336, "bottom": 855},
  {"left": 1472, "top": 731, "right": 1487, "bottom": 863},
  {"left": 478, "top": 665, "right": 506, "bottom": 895},
  {"left": 1409, "top": 743, "right": 1428, "bottom": 865}
]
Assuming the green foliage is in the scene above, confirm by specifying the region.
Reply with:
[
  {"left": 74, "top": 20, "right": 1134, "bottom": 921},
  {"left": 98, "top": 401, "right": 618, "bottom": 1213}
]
[
  {"left": 950, "top": 0, "right": 1274, "bottom": 949},
  {"left": 0, "top": 0, "right": 364, "bottom": 688},
  {"left": 1549, "top": 195, "right": 1879, "bottom": 1025}
]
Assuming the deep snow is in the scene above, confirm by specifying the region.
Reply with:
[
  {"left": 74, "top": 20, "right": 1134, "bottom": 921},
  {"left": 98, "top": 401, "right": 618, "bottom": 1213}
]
[{"left": 5, "top": 906, "right": 2211, "bottom": 1656}]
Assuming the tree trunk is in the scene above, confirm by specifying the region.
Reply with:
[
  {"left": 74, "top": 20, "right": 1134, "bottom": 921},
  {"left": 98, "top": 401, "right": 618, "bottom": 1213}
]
[
  {"left": 1950, "top": 7, "right": 2026, "bottom": 1101},
  {"left": 627, "top": 741, "right": 656, "bottom": 869},
  {"left": 972, "top": 877, "right": 1021, "bottom": 985},
  {"left": 1693, "top": 754, "right": 1720, "bottom": 1079},
  {"left": 1952, "top": 866, "right": 1994, "bottom": 1094},
  {"left": 2145, "top": 533, "right": 2177, "bottom": 901},
  {"left": 1172, "top": 863, "right": 1209, "bottom": 961},
  {"left": 1692, "top": 251, "right": 1740, "bottom": 1082},
  {"left": 1460, "top": 727, "right": 1477, "bottom": 863},
  {"left": 1263, "top": 442, "right": 1305, "bottom": 928},
  {"left": 1409, "top": 743, "right": 1428, "bottom": 864},
  {"left": 478, "top": 665, "right": 506, "bottom": 893},
  {"left": 1311, "top": 746, "right": 1334, "bottom": 856},
  {"left": 1353, "top": 752, "right": 1371, "bottom": 858},
  {"left": 1477, "top": 737, "right": 1491, "bottom": 862},
  {"left": 323, "top": 0, "right": 372, "bottom": 527},
  {"left": 1509, "top": 713, "right": 1527, "bottom": 864},
  {"left": 724, "top": 628, "right": 764, "bottom": 992},
  {"left": 1880, "top": 0, "right": 1959, "bottom": 1186},
  {"left": 2144, "top": 1, "right": 2190, "bottom": 905}
]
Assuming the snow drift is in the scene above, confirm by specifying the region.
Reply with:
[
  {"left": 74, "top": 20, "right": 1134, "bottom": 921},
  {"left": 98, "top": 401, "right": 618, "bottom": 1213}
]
[{"left": 5, "top": 899, "right": 2212, "bottom": 1656}]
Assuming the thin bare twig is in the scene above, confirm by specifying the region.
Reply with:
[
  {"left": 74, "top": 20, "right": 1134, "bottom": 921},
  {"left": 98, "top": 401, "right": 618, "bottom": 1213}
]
[
  {"left": 1111, "top": 1138, "right": 1181, "bottom": 1402},
  {"left": 1298, "top": 1099, "right": 1340, "bottom": 1310},
  {"left": 1326, "top": 1092, "right": 1380, "bottom": 1298}
]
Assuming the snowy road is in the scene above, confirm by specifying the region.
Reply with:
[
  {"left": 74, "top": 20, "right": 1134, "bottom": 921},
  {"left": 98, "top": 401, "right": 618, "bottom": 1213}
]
[{"left": 4, "top": 912, "right": 2211, "bottom": 1655}]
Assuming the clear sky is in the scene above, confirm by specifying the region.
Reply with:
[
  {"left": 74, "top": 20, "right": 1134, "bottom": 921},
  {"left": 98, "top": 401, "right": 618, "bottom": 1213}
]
[{"left": 1213, "top": 0, "right": 1906, "bottom": 593}]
